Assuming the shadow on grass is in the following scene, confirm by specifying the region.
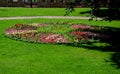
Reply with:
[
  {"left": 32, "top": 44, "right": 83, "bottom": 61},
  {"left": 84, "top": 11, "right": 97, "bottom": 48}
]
[
  {"left": 80, "top": 9, "right": 120, "bottom": 21},
  {"left": 65, "top": 26, "right": 120, "bottom": 68},
  {"left": 0, "top": 9, "right": 8, "bottom": 12}
]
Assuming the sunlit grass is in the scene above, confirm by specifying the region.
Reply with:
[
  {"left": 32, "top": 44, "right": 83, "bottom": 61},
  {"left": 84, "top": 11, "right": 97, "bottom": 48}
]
[
  {"left": 0, "top": 8, "right": 91, "bottom": 17},
  {"left": 0, "top": 19, "right": 120, "bottom": 74}
]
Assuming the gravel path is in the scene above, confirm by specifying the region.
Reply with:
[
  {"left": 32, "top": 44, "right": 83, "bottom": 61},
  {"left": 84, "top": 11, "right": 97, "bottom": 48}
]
[{"left": 0, "top": 16, "right": 102, "bottom": 20}]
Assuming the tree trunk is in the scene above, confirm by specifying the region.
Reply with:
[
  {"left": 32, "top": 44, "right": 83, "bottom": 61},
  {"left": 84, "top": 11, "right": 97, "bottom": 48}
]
[{"left": 30, "top": 0, "right": 32, "bottom": 8}]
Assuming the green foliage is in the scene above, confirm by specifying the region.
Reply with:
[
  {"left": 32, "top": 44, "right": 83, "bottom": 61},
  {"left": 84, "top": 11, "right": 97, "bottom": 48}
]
[
  {"left": 37, "top": 22, "right": 73, "bottom": 34},
  {"left": 66, "top": 0, "right": 120, "bottom": 20}
]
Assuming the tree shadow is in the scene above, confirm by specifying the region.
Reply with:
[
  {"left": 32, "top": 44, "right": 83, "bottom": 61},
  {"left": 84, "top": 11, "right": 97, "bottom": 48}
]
[
  {"left": 80, "top": 9, "right": 120, "bottom": 21},
  {"left": 110, "top": 52, "right": 120, "bottom": 69},
  {"left": 65, "top": 26, "right": 120, "bottom": 68},
  {"left": 0, "top": 9, "right": 8, "bottom": 12}
]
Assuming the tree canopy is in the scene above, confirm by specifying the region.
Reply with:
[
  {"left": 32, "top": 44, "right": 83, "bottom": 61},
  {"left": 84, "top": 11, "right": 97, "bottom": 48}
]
[{"left": 65, "top": 0, "right": 120, "bottom": 21}]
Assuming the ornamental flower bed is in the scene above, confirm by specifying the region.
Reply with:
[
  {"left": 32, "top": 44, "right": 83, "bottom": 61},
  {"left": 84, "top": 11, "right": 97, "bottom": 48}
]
[
  {"left": 69, "top": 31, "right": 100, "bottom": 43},
  {"left": 12, "top": 24, "right": 37, "bottom": 30},
  {"left": 70, "top": 24, "right": 110, "bottom": 43},
  {"left": 4, "top": 24, "right": 69, "bottom": 43},
  {"left": 38, "top": 33, "right": 68, "bottom": 43},
  {"left": 71, "top": 24, "right": 104, "bottom": 32},
  {"left": 71, "top": 24, "right": 94, "bottom": 29},
  {"left": 31, "top": 23, "right": 48, "bottom": 27},
  {"left": 4, "top": 23, "right": 110, "bottom": 44}
]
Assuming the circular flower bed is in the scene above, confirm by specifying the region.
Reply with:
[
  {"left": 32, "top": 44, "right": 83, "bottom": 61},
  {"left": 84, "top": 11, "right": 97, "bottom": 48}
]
[
  {"left": 4, "top": 23, "right": 109, "bottom": 44},
  {"left": 4, "top": 24, "right": 69, "bottom": 43}
]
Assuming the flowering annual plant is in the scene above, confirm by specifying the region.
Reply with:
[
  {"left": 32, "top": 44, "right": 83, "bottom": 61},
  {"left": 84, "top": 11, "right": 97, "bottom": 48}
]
[
  {"left": 71, "top": 24, "right": 94, "bottom": 29},
  {"left": 12, "top": 24, "right": 37, "bottom": 30},
  {"left": 31, "top": 23, "right": 48, "bottom": 27},
  {"left": 40, "top": 33, "right": 68, "bottom": 43},
  {"left": 4, "top": 23, "right": 69, "bottom": 43},
  {"left": 4, "top": 22, "right": 109, "bottom": 44}
]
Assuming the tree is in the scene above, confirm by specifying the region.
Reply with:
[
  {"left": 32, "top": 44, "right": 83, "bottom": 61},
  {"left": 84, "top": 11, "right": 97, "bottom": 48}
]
[
  {"left": 30, "top": 0, "right": 32, "bottom": 8},
  {"left": 107, "top": 0, "right": 120, "bottom": 20},
  {"left": 65, "top": 0, "right": 120, "bottom": 20}
]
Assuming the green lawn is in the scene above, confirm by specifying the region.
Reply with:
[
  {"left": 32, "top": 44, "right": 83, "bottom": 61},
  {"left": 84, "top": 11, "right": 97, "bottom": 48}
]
[
  {"left": 0, "top": 8, "right": 91, "bottom": 17},
  {"left": 0, "top": 19, "right": 120, "bottom": 74}
]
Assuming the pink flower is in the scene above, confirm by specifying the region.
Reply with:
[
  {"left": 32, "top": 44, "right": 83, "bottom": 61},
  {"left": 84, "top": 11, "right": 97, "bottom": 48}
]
[
  {"left": 71, "top": 24, "right": 94, "bottom": 29},
  {"left": 40, "top": 33, "right": 69, "bottom": 43}
]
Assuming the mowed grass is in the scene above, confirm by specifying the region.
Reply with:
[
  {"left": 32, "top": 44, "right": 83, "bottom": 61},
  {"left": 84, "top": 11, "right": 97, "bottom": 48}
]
[
  {"left": 0, "top": 8, "right": 91, "bottom": 17},
  {"left": 0, "top": 19, "right": 120, "bottom": 74}
]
